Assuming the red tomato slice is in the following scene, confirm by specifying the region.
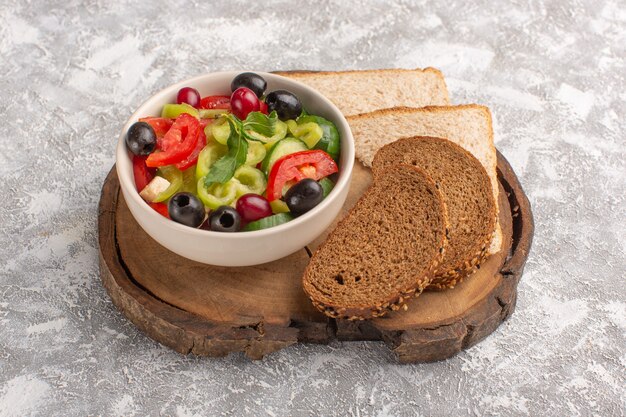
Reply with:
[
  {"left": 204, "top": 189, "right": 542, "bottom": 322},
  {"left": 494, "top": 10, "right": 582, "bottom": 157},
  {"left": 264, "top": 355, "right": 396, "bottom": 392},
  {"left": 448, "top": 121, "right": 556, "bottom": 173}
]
[
  {"left": 146, "top": 114, "right": 200, "bottom": 167},
  {"left": 139, "top": 117, "right": 173, "bottom": 149},
  {"left": 139, "top": 117, "right": 173, "bottom": 136},
  {"left": 159, "top": 121, "right": 183, "bottom": 151},
  {"left": 132, "top": 156, "right": 155, "bottom": 191},
  {"left": 199, "top": 95, "right": 230, "bottom": 110},
  {"left": 266, "top": 150, "right": 338, "bottom": 201},
  {"left": 175, "top": 124, "right": 207, "bottom": 170},
  {"left": 259, "top": 100, "right": 268, "bottom": 115},
  {"left": 140, "top": 117, "right": 174, "bottom": 150},
  {"left": 149, "top": 202, "right": 169, "bottom": 218}
]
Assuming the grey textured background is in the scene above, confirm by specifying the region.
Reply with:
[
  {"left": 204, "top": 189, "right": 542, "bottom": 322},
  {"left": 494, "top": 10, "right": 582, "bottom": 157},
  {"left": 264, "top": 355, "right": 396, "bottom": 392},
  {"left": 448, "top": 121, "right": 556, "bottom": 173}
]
[{"left": 1, "top": 0, "right": 625, "bottom": 416}]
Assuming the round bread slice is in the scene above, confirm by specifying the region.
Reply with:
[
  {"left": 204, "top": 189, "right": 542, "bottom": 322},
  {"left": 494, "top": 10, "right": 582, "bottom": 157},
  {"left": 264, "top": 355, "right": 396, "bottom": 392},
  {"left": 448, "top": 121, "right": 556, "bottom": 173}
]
[
  {"left": 302, "top": 164, "right": 447, "bottom": 320},
  {"left": 372, "top": 136, "right": 496, "bottom": 289}
]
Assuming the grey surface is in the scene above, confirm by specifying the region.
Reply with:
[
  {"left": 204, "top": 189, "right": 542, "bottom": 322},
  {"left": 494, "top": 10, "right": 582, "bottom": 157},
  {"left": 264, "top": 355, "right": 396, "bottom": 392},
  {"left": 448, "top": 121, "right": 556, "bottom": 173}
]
[{"left": 0, "top": 0, "right": 624, "bottom": 415}]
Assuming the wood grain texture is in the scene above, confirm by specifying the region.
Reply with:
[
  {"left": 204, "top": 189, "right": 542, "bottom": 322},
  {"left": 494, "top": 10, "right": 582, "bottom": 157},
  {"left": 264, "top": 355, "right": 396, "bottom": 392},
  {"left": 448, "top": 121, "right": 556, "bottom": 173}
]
[{"left": 98, "top": 151, "right": 533, "bottom": 362}]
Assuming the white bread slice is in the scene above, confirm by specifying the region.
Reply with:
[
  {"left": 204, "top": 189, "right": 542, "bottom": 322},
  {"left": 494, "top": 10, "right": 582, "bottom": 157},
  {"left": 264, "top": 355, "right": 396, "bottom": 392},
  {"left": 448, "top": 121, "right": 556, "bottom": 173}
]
[
  {"left": 277, "top": 68, "right": 449, "bottom": 116},
  {"left": 347, "top": 105, "right": 502, "bottom": 255}
]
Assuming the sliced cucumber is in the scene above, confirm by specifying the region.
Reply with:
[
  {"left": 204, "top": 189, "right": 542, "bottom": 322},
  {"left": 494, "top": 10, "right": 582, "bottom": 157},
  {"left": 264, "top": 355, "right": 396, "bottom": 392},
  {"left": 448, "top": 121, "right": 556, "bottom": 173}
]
[
  {"left": 319, "top": 177, "right": 335, "bottom": 198},
  {"left": 261, "top": 137, "right": 308, "bottom": 174},
  {"left": 297, "top": 115, "right": 340, "bottom": 161},
  {"left": 243, "top": 213, "right": 294, "bottom": 231}
]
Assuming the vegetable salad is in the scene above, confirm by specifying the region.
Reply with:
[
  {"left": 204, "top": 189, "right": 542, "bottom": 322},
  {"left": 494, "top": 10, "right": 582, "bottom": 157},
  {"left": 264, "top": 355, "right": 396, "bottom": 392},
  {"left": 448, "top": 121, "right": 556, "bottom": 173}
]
[{"left": 125, "top": 72, "right": 340, "bottom": 232}]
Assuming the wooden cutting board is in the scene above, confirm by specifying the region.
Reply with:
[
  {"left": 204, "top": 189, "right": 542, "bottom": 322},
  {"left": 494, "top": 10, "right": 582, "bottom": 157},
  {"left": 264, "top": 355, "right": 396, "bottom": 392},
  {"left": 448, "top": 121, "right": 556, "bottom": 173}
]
[{"left": 98, "top": 151, "right": 533, "bottom": 362}]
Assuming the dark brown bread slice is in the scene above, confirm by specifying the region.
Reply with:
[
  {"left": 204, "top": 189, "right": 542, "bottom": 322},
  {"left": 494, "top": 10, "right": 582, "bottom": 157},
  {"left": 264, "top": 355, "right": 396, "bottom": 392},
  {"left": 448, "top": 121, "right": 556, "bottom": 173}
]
[
  {"left": 347, "top": 104, "right": 502, "bottom": 256},
  {"left": 302, "top": 164, "right": 447, "bottom": 320},
  {"left": 372, "top": 137, "right": 496, "bottom": 289}
]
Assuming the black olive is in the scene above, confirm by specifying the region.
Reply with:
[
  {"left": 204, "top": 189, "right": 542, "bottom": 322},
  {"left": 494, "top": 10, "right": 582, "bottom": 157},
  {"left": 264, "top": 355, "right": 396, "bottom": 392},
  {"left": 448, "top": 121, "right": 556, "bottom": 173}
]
[
  {"left": 265, "top": 90, "right": 302, "bottom": 120},
  {"left": 126, "top": 121, "right": 156, "bottom": 156},
  {"left": 168, "top": 193, "right": 205, "bottom": 228},
  {"left": 209, "top": 206, "right": 241, "bottom": 232},
  {"left": 285, "top": 179, "right": 324, "bottom": 217},
  {"left": 231, "top": 72, "right": 267, "bottom": 98}
]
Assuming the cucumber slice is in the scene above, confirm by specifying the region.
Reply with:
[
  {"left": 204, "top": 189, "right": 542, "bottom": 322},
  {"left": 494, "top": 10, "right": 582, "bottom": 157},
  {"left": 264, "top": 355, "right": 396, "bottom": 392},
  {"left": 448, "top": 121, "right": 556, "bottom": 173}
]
[
  {"left": 318, "top": 177, "right": 335, "bottom": 198},
  {"left": 243, "top": 213, "right": 294, "bottom": 231},
  {"left": 297, "top": 115, "right": 340, "bottom": 161},
  {"left": 261, "top": 137, "right": 308, "bottom": 174}
]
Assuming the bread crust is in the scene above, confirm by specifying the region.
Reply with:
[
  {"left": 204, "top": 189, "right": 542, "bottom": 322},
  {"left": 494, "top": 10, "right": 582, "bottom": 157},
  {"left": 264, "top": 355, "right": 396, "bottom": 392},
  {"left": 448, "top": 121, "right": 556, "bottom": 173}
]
[
  {"left": 348, "top": 103, "right": 492, "bottom": 125},
  {"left": 276, "top": 68, "right": 450, "bottom": 107},
  {"left": 275, "top": 67, "right": 445, "bottom": 78},
  {"left": 302, "top": 165, "right": 448, "bottom": 320}
]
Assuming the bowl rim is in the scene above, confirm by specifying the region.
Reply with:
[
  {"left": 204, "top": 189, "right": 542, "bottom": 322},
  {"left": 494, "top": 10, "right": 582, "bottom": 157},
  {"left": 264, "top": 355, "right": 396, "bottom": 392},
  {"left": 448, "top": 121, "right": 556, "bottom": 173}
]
[{"left": 116, "top": 70, "right": 355, "bottom": 239}]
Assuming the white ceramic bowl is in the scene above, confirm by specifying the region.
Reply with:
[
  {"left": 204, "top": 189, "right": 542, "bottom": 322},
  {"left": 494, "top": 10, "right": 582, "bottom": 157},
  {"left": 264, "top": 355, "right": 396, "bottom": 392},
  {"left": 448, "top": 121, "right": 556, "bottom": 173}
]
[{"left": 116, "top": 71, "right": 354, "bottom": 266}]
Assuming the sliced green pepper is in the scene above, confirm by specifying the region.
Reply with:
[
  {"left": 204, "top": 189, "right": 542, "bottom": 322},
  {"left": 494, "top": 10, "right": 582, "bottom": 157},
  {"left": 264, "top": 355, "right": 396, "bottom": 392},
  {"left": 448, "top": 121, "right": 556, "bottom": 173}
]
[
  {"left": 181, "top": 167, "right": 197, "bottom": 194},
  {"left": 270, "top": 199, "right": 290, "bottom": 214},
  {"left": 195, "top": 142, "right": 228, "bottom": 181},
  {"left": 245, "top": 140, "right": 267, "bottom": 166},
  {"left": 211, "top": 118, "right": 230, "bottom": 145},
  {"left": 198, "top": 109, "right": 229, "bottom": 119},
  {"left": 262, "top": 120, "right": 288, "bottom": 150},
  {"left": 245, "top": 118, "right": 289, "bottom": 145},
  {"left": 286, "top": 120, "right": 323, "bottom": 149},
  {"left": 153, "top": 165, "right": 183, "bottom": 202},
  {"left": 196, "top": 178, "right": 239, "bottom": 209},
  {"left": 297, "top": 115, "right": 340, "bottom": 161},
  {"left": 161, "top": 103, "right": 199, "bottom": 119},
  {"left": 233, "top": 165, "right": 266, "bottom": 197}
]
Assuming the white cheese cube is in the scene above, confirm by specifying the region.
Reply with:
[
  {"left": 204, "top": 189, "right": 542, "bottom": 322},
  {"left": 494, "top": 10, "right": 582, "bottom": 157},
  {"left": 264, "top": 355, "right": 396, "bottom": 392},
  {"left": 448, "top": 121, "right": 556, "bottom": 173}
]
[{"left": 139, "top": 176, "right": 171, "bottom": 202}]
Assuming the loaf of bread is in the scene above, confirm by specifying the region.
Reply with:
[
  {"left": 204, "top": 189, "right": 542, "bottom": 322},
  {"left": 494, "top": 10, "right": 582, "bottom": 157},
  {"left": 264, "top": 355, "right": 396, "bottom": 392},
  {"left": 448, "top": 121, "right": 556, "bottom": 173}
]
[
  {"left": 277, "top": 68, "right": 449, "bottom": 116},
  {"left": 372, "top": 137, "right": 496, "bottom": 288},
  {"left": 347, "top": 105, "right": 502, "bottom": 255},
  {"left": 302, "top": 164, "right": 448, "bottom": 320}
]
